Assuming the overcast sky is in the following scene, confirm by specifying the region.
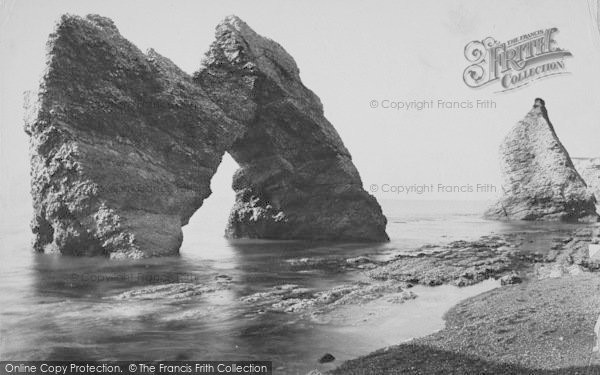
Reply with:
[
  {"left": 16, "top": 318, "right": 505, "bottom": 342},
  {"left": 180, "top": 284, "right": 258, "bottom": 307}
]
[{"left": 1, "top": 0, "right": 600, "bottom": 226}]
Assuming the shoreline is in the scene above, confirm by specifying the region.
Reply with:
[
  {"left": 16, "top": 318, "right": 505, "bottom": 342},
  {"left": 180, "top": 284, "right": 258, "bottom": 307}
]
[
  {"left": 323, "top": 224, "right": 600, "bottom": 374},
  {"left": 329, "top": 274, "right": 600, "bottom": 374},
  {"left": 2, "top": 219, "right": 599, "bottom": 373}
]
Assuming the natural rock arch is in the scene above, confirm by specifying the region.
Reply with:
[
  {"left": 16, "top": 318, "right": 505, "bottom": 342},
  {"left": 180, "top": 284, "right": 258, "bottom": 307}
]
[
  {"left": 195, "top": 16, "right": 387, "bottom": 242},
  {"left": 25, "top": 14, "right": 388, "bottom": 259}
]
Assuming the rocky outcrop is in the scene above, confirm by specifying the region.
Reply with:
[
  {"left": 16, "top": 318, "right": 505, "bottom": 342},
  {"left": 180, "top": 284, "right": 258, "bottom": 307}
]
[
  {"left": 485, "top": 99, "right": 598, "bottom": 222},
  {"left": 572, "top": 157, "right": 600, "bottom": 203},
  {"left": 25, "top": 14, "right": 388, "bottom": 258},
  {"left": 194, "top": 16, "right": 388, "bottom": 241},
  {"left": 25, "top": 14, "right": 243, "bottom": 258}
]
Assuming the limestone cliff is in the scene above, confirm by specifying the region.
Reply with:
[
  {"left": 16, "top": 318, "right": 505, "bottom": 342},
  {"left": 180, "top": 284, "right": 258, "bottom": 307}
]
[
  {"left": 195, "top": 16, "right": 388, "bottom": 241},
  {"left": 485, "top": 99, "right": 598, "bottom": 222},
  {"left": 25, "top": 14, "right": 388, "bottom": 258}
]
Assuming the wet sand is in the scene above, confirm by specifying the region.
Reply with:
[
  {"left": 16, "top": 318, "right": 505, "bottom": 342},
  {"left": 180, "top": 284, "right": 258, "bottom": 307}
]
[
  {"left": 327, "top": 226, "right": 600, "bottom": 374},
  {"left": 331, "top": 274, "right": 600, "bottom": 374}
]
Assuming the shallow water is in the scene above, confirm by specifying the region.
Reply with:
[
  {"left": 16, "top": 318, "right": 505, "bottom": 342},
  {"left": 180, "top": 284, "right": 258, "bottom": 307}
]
[{"left": 0, "top": 199, "right": 584, "bottom": 374}]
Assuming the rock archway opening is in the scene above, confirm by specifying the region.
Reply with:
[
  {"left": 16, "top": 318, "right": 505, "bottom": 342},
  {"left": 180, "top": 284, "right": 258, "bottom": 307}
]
[
  {"left": 26, "top": 14, "right": 388, "bottom": 259},
  {"left": 180, "top": 153, "right": 238, "bottom": 254}
]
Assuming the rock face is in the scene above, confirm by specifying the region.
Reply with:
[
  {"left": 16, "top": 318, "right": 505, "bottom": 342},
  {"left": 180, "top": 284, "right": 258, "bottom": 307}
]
[
  {"left": 485, "top": 99, "right": 598, "bottom": 222},
  {"left": 25, "top": 14, "right": 388, "bottom": 258},
  {"left": 572, "top": 157, "right": 600, "bottom": 204},
  {"left": 25, "top": 15, "right": 243, "bottom": 258},
  {"left": 195, "top": 16, "right": 388, "bottom": 241}
]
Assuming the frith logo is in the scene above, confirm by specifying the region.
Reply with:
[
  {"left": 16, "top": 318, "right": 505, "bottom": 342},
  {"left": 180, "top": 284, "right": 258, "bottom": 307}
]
[{"left": 463, "top": 28, "right": 572, "bottom": 92}]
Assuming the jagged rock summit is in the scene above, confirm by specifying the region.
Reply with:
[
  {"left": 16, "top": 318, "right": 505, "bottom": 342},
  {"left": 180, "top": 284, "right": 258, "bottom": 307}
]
[
  {"left": 195, "top": 16, "right": 388, "bottom": 241},
  {"left": 485, "top": 99, "right": 598, "bottom": 222},
  {"left": 25, "top": 14, "right": 388, "bottom": 258}
]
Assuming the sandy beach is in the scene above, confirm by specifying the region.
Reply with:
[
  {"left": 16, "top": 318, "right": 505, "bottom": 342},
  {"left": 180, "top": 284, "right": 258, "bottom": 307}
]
[{"left": 325, "top": 226, "right": 600, "bottom": 374}]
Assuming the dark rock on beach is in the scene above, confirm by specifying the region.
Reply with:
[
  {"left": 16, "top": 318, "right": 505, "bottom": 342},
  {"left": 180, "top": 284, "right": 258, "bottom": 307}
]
[
  {"left": 25, "top": 14, "right": 388, "bottom": 258},
  {"left": 365, "top": 225, "right": 600, "bottom": 288},
  {"left": 499, "top": 271, "right": 522, "bottom": 285},
  {"left": 485, "top": 99, "right": 598, "bottom": 222},
  {"left": 239, "top": 281, "right": 416, "bottom": 315},
  {"left": 319, "top": 353, "right": 336, "bottom": 363},
  {"left": 367, "top": 236, "right": 518, "bottom": 287}
]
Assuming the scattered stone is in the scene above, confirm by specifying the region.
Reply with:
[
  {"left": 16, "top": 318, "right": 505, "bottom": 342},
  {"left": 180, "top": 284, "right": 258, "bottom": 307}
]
[
  {"left": 386, "top": 290, "right": 418, "bottom": 303},
  {"left": 590, "top": 244, "right": 600, "bottom": 260},
  {"left": 318, "top": 353, "right": 335, "bottom": 363},
  {"left": 240, "top": 280, "right": 411, "bottom": 315},
  {"left": 567, "top": 264, "right": 585, "bottom": 275},
  {"left": 215, "top": 274, "right": 233, "bottom": 282},
  {"left": 285, "top": 256, "right": 344, "bottom": 271},
  {"left": 346, "top": 256, "right": 373, "bottom": 266},
  {"left": 239, "top": 284, "right": 314, "bottom": 304},
  {"left": 108, "top": 282, "right": 229, "bottom": 300},
  {"left": 368, "top": 237, "right": 515, "bottom": 286},
  {"left": 500, "top": 272, "right": 522, "bottom": 285}
]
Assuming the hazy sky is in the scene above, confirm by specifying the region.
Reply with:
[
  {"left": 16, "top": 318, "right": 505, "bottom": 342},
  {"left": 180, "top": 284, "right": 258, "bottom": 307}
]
[{"left": 1, "top": 0, "right": 600, "bottom": 226}]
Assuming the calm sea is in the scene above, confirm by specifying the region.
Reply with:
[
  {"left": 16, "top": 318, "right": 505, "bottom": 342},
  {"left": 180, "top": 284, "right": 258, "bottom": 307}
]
[{"left": 0, "top": 199, "right": 576, "bottom": 374}]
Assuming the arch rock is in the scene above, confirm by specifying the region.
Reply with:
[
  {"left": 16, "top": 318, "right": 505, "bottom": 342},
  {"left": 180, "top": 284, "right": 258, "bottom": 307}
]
[{"left": 25, "top": 15, "right": 388, "bottom": 258}]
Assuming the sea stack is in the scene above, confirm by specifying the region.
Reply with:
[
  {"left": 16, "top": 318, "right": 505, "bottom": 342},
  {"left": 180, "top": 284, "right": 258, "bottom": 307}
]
[
  {"left": 25, "top": 14, "right": 388, "bottom": 259},
  {"left": 24, "top": 15, "right": 243, "bottom": 258},
  {"left": 485, "top": 99, "right": 598, "bottom": 222},
  {"left": 195, "top": 16, "right": 388, "bottom": 241}
]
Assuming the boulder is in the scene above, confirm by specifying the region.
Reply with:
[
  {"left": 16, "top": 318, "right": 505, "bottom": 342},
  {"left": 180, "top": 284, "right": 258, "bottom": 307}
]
[
  {"left": 500, "top": 271, "right": 522, "bottom": 286},
  {"left": 318, "top": 353, "right": 336, "bottom": 363},
  {"left": 485, "top": 99, "right": 598, "bottom": 222}
]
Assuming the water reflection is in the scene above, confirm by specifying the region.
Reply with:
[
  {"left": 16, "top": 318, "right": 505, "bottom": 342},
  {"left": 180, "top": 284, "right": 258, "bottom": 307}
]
[{"left": 1, "top": 200, "right": 589, "bottom": 374}]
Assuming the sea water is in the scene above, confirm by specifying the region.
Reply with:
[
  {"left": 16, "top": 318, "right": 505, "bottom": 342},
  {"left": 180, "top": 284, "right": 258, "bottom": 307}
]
[{"left": 0, "top": 199, "right": 579, "bottom": 374}]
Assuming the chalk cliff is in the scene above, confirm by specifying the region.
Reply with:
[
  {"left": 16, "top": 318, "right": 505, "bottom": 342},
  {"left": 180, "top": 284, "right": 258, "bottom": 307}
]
[
  {"left": 25, "top": 14, "right": 388, "bottom": 258},
  {"left": 485, "top": 99, "right": 598, "bottom": 222}
]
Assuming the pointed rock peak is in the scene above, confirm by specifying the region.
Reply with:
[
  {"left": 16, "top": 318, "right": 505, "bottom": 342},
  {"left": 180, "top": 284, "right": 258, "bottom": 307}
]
[
  {"left": 485, "top": 98, "right": 598, "bottom": 222},
  {"left": 53, "top": 14, "right": 120, "bottom": 36},
  {"left": 529, "top": 97, "right": 546, "bottom": 116},
  {"left": 220, "top": 14, "right": 249, "bottom": 30},
  {"left": 216, "top": 14, "right": 264, "bottom": 46},
  {"left": 526, "top": 97, "right": 555, "bottom": 130},
  {"left": 205, "top": 14, "right": 300, "bottom": 80},
  {"left": 85, "top": 14, "right": 120, "bottom": 32}
]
